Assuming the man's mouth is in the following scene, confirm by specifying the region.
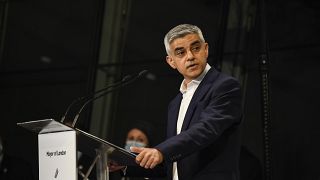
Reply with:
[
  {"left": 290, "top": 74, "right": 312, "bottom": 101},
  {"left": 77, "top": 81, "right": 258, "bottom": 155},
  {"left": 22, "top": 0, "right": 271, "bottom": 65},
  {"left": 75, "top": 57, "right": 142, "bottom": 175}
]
[{"left": 187, "top": 64, "right": 197, "bottom": 69}]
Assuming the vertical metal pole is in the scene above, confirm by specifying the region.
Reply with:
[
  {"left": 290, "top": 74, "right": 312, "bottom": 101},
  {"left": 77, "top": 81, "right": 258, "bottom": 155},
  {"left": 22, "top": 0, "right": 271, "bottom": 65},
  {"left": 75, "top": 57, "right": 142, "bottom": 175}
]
[
  {"left": 95, "top": 145, "right": 108, "bottom": 180},
  {"left": 257, "top": 0, "right": 272, "bottom": 179},
  {"left": 0, "top": 0, "right": 9, "bottom": 63},
  {"left": 259, "top": 54, "right": 272, "bottom": 180}
]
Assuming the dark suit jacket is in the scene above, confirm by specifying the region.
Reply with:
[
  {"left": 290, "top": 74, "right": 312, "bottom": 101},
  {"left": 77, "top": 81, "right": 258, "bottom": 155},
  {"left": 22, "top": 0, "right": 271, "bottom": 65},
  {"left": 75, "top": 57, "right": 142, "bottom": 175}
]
[{"left": 155, "top": 68, "right": 242, "bottom": 180}]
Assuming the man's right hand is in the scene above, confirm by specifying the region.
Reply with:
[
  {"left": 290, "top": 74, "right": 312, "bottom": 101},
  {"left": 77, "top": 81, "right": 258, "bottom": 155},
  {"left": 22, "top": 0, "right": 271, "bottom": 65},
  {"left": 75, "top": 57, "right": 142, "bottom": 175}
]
[{"left": 130, "top": 147, "right": 163, "bottom": 169}]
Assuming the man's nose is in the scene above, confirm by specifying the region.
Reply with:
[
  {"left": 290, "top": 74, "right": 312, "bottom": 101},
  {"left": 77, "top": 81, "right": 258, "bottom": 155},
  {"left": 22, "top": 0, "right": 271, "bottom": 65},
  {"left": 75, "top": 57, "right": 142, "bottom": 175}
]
[{"left": 186, "top": 50, "right": 195, "bottom": 61}]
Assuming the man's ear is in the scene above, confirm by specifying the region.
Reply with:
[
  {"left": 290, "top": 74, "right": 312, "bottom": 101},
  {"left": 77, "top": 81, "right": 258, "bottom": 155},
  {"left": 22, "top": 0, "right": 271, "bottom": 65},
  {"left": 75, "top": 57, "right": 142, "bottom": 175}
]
[
  {"left": 204, "top": 43, "right": 209, "bottom": 59},
  {"left": 166, "top": 56, "right": 176, "bottom": 69}
]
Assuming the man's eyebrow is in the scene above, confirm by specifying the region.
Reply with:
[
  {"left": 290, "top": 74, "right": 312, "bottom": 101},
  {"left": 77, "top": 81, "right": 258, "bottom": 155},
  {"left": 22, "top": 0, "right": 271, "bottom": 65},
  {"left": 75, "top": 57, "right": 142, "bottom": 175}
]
[
  {"left": 190, "top": 40, "right": 201, "bottom": 46},
  {"left": 174, "top": 47, "right": 184, "bottom": 52},
  {"left": 174, "top": 40, "right": 201, "bottom": 51}
]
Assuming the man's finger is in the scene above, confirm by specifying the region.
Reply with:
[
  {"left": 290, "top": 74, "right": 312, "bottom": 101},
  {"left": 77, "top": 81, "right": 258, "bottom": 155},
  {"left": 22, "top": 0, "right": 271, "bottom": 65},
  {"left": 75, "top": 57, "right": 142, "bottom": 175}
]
[
  {"left": 130, "top": 146, "right": 144, "bottom": 154},
  {"left": 135, "top": 148, "right": 146, "bottom": 163},
  {"left": 138, "top": 152, "right": 151, "bottom": 168},
  {"left": 150, "top": 161, "right": 157, "bottom": 169},
  {"left": 144, "top": 155, "right": 155, "bottom": 169}
]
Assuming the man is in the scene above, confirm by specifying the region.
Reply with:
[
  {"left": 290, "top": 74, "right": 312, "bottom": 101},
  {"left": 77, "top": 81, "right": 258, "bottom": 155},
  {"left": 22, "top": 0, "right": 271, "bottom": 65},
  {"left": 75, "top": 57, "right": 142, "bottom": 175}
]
[{"left": 130, "top": 24, "right": 242, "bottom": 180}]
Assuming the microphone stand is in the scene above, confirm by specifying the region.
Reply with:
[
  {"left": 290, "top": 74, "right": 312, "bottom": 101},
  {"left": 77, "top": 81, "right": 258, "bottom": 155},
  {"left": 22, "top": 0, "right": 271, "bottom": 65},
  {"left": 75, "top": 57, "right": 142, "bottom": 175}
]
[
  {"left": 68, "top": 70, "right": 147, "bottom": 180},
  {"left": 71, "top": 70, "right": 147, "bottom": 127},
  {"left": 60, "top": 75, "right": 132, "bottom": 123}
]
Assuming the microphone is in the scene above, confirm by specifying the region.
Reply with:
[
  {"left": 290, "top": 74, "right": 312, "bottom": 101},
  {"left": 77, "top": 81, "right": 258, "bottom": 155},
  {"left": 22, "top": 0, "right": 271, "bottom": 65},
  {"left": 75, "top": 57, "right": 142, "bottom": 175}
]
[
  {"left": 60, "top": 74, "right": 132, "bottom": 123},
  {"left": 71, "top": 70, "right": 148, "bottom": 127}
]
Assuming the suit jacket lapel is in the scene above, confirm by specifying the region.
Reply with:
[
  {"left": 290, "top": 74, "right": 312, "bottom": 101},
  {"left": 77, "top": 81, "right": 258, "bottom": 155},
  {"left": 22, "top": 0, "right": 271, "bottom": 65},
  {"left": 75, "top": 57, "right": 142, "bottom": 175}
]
[
  {"left": 167, "top": 93, "right": 182, "bottom": 137},
  {"left": 181, "top": 68, "right": 219, "bottom": 131}
]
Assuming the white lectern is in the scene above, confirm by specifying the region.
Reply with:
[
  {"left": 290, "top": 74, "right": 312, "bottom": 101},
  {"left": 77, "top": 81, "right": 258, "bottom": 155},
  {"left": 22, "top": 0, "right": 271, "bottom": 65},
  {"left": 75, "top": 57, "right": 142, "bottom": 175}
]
[
  {"left": 18, "top": 119, "right": 137, "bottom": 180},
  {"left": 17, "top": 119, "right": 77, "bottom": 180}
]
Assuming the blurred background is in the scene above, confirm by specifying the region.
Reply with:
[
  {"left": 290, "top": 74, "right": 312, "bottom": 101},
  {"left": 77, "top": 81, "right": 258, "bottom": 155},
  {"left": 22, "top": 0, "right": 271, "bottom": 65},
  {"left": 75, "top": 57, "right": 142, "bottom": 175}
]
[{"left": 0, "top": 0, "right": 319, "bottom": 179}]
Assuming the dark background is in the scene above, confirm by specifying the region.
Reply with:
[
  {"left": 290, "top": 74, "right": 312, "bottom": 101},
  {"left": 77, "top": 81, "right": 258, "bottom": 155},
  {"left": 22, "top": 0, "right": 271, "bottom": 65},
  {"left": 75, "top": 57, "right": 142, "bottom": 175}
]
[{"left": 0, "top": 0, "right": 319, "bottom": 179}]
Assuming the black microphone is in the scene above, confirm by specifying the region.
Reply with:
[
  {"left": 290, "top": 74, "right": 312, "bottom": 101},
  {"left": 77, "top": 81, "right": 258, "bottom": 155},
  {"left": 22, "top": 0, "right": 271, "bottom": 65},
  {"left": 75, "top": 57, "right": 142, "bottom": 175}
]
[
  {"left": 71, "top": 70, "right": 148, "bottom": 127},
  {"left": 60, "top": 74, "right": 132, "bottom": 123}
]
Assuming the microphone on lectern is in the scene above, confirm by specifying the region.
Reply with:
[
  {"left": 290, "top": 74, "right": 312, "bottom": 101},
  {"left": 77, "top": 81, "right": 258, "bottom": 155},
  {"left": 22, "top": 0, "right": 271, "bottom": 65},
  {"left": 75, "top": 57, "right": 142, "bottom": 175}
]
[
  {"left": 70, "top": 70, "right": 148, "bottom": 127},
  {"left": 60, "top": 74, "right": 132, "bottom": 123}
]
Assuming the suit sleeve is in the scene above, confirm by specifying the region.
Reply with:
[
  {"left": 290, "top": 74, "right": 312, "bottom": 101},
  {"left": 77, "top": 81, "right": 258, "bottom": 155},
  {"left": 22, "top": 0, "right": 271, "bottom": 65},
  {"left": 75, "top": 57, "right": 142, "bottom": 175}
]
[{"left": 155, "top": 77, "right": 242, "bottom": 163}]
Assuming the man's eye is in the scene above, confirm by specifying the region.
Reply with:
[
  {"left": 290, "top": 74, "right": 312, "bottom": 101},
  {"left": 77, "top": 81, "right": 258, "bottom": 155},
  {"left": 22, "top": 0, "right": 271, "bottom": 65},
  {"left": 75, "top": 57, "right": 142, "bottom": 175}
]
[
  {"left": 192, "top": 46, "right": 200, "bottom": 52},
  {"left": 176, "top": 51, "right": 184, "bottom": 55},
  {"left": 176, "top": 50, "right": 185, "bottom": 56}
]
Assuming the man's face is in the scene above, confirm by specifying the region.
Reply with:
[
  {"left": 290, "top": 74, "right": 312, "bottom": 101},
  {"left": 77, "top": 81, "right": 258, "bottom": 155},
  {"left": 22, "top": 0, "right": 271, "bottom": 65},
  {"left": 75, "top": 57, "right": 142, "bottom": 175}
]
[{"left": 166, "top": 33, "right": 208, "bottom": 84}]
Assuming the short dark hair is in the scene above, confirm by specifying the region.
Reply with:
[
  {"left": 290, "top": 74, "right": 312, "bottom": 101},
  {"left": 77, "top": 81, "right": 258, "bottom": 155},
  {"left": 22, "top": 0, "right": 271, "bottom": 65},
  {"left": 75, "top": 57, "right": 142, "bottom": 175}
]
[{"left": 164, "top": 24, "right": 205, "bottom": 55}]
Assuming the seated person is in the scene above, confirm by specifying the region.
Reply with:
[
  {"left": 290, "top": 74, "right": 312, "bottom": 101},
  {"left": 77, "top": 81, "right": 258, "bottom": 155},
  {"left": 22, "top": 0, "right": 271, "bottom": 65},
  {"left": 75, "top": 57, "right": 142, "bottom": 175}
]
[
  {"left": 109, "top": 121, "right": 166, "bottom": 180},
  {"left": 124, "top": 121, "right": 152, "bottom": 151}
]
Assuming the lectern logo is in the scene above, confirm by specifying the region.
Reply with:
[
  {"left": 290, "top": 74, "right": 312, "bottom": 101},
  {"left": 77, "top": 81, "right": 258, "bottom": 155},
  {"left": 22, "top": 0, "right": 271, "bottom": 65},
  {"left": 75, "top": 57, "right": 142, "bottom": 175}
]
[
  {"left": 46, "top": 150, "right": 67, "bottom": 158},
  {"left": 54, "top": 168, "right": 59, "bottom": 178}
]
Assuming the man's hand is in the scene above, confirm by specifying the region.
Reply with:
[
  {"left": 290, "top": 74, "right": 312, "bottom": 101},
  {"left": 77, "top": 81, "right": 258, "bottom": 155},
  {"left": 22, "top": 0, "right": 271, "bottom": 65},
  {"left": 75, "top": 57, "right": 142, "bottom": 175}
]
[{"left": 130, "top": 147, "right": 163, "bottom": 169}]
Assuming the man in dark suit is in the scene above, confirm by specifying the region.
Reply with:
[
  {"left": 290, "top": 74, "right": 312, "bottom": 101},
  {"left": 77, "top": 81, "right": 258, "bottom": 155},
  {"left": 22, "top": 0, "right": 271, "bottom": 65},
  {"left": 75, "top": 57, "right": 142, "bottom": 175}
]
[{"left": 130, "top": 24, "right": 243, "bottom": 180}]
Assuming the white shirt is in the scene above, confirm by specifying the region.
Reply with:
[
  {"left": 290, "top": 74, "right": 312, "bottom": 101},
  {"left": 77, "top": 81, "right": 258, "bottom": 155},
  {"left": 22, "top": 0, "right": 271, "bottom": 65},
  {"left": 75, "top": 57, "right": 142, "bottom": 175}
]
[{"left": 172, "top": 64, "right": 211, "bottom": 180}]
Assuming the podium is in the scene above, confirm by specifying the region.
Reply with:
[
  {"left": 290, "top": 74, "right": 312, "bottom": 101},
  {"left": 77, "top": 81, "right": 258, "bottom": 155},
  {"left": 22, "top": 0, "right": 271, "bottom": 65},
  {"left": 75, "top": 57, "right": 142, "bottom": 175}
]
[{"left": 17, "top": 119, "right": 137, "bottom": 180}]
